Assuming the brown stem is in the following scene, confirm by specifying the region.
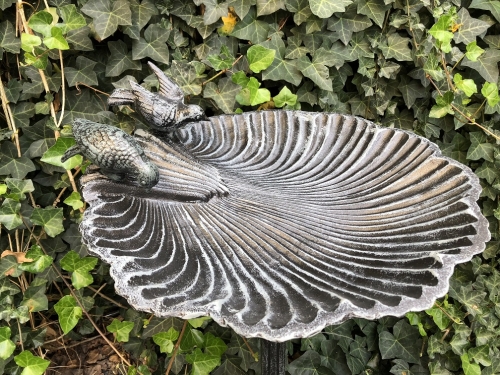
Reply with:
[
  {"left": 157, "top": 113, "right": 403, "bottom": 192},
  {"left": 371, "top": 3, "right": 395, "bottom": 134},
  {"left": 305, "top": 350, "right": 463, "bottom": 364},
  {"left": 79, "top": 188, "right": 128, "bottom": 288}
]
[
  {"left": 242, "top": 336, "right": 258, "bottom": 361},
  {"left": 75, "top": 82, "right": 110, "bottom": 96},
  {"left": 202, "top": 55, "right": 244, "bottom": 86},
  {"left": 21, "top": 219, "right": 132, "bottom": 367},
  {"left": 87, "top": 285, "right": 128, "bottom": 309},
  {"left": 165, "top": 320, "right": 188, "bottom": 375}
]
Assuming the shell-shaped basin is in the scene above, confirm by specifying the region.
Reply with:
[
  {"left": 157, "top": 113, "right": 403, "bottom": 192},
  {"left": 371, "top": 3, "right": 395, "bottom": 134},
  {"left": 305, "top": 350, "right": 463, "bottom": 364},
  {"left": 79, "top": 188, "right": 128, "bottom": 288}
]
[{"left": 81, "top": 111, "right": 489, "bottom": 342}]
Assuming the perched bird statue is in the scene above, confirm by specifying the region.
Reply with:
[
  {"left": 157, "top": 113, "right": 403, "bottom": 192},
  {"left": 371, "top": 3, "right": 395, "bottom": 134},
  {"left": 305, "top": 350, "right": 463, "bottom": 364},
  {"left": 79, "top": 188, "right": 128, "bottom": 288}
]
[
  {"left": 61, "top": 119, "right": 159, "bottom": 189},
  {"left": 108, "top": 62, "right": 207, "bottom": 130}
]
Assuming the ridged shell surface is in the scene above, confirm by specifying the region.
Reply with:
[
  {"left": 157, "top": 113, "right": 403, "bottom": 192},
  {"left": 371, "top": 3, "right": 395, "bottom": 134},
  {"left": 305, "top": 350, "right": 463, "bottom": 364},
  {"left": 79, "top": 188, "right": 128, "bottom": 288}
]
[{"left": 81, "top": 111, "right": 489, "bottom": 341}]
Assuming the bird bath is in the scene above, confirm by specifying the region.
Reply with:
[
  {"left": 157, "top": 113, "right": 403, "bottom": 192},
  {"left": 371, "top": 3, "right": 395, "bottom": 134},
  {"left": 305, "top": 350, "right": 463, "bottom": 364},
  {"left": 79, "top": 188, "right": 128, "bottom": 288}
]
[{"left": 71, "top": 65, "right": 489, "bottom": 374}]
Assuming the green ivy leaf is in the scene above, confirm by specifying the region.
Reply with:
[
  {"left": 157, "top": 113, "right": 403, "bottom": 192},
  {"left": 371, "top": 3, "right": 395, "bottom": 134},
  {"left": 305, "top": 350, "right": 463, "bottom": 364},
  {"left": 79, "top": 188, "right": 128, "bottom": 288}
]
[
  {"left": 61, "top": 89, "right": 103, "bottom": 124},
  {"left": 124, "top": 0, "right": 158, "bottom": 39},
  {"left": 188, "top": 316, "right": 212, "bottom": 328},
  {"left": 453, "top": 8, "right": 490, "bottom": 45},
  {"left": 30, "top": 207, "right": 64, "bottom": 237},
  {"left": 429, "top": 13, "right": 454, "bottom": 52},
  {"left": 132, "top": 24, "right": 170, "bottom": 64},
  {"left": 170, "top": 60, "right": 203, "bottom": 96},
  {"left": 288, "top": 350, "right": 332, "bottom": 374},
  {"left": 153, "top": 327, "right": 179, "bottom": 353},
  {"left": 328, "top": 9, "right": 372, "bottom": 45},
  {"left": 236, "top": 77, "right": 271, "bottom": 106},
  {"left": 203, "top": 0, "right": 229, "bottom": 24},
  {"left": 285, "top": 0, "right": 312, "bottom": 25},
  {"left": 0, "top": 198, "right": 22, "bottom": 230},
  {"left": 247, "top": 45, "right": 276, "bottom": 73},
  {"left": 185, "top": 348, "right": 221, "bottom": 375},
  {"left": 462, "top": 48, "right": 500, "bottom": 82},
  {"left": 60, "top": 250, "right": 98, "bottom": 289},
  {"left": 107, "top": 319, "right": 135, "bottom": 342},
  {"left": 380, "top": 32, "right": 413, "bottom": 61},
  {"left": 309, "top": 0, "right": 353, "bottom": 18},
  {"left": 0, "top": 21, "right": 19, "bottom": 56},
  {"left": 81, "top": 0, "right": 132, "bottom": 40},
  {"left": 274, "top": 86, "right": 297, "bottom": 107},
  {"left": 454, "top": 73, "right": 477, "bottom": 97},
  {"left": 65, "top": 56, "right": 98, "bottom": 87},
  {"left": 203, "top": 333, "right": 227, "bottom": 357},
  {"left": 180, "top": 325, "right": 204, "bottom": 351},
  {"left": 461, "top": 353, "right": 481, "bottom": 375},
  {"left": 425, "top": 306, "right": 451, "bottom": 330},
  {"left": 379, "top": 320, "right": 421, "bottom": 363},
  {"left": 0, "top": 142, "right": 36, "bottom": 179},
  {"left": 44, "top": 27, "right": 70, "bottom": 50},
  {"left": 467, "top": 140, "right": 495, "bottom": 162},
  {"left": 468, "top": 345, "right": 491, "bottom": 366},
  {"left": 0, "top": 327, "right": 15, "bottom": 360},
  {"left": 204, "top": 78, "right": 240, "bottom": 113},
  {"left": 231, "top": 7, "right": 269, "bottom": 43},
  {"left": 296, "top": 55, "right": 332, "bottom": 91},
  {"left": 41, "top": 137, "right": 82, "bottom": 170},
  {"left": 261, "top": 36, "right": 303, "bottom": 86},
  {"left": 14, "top": 350, "right": 50, "bottom": 375},
  {"left": 207, "top": 50, "right": 234, "bottom": 71},
  {"left": 106, "top": 40, "right": 141, "bottom": 77},
  {"left": 357, "top": 0, "right": 390, "bottom": 28},
  {"left": 465, "top": 41, "right": 484, "bottom": 61},
  {"left": 63, "top": 191, "right": 84, "bottom": 210},
  {"left": 212, "top": 357, "right": 246, "bottom": 375},
  {"left": 28, "top": 11, "right": 55, "bottom": 38},
  {"left": 54, "top": 295, "right": 83, "bottom": 334},
  {"left": 481, "top": 82, "right": 500, "bottom": 107},
  {"left": 470, "top": 0, "right": 500, "bottom": 23},
  {"left": 0, "top": 0, "right": 15, "bottom": 11},
  {"left": 18, "top": 245, "right": 53, "bottom": 274},
  {"left": 256, "top": 0, "right": 285, "bottom": 16},
  {"left": 5, "top": 178, "right": 34, "bottom": 201},
  {"left": 66, "top": 26, "right": 93, "bottom": 51},
  {"left": 399, "top": 76, "right": 426, "bottom": 108},
  {"left": 58, "top": 4, "right": 87, "bottom": 34},
  {"left": 21, "top": 278, "right": 48, "bottom": 312},
  {"left": 21, "top": 33, "right": 41, "bottom": 53}
]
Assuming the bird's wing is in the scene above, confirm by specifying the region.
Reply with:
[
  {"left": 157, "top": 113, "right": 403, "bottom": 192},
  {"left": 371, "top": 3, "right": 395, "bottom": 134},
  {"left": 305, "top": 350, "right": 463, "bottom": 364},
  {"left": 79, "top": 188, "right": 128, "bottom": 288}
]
[
  {"left": 81, "top": 130, "right": 228, "bottom": 202},
  {"left": 148, "top": 62, "right": 185, "bottom": 103}
]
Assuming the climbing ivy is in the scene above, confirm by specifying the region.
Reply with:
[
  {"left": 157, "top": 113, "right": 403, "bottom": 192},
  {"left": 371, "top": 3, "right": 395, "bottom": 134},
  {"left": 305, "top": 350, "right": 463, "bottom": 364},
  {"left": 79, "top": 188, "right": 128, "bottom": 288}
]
[{"left": 0, "top": 0, "right": 499, "bottom": 373}]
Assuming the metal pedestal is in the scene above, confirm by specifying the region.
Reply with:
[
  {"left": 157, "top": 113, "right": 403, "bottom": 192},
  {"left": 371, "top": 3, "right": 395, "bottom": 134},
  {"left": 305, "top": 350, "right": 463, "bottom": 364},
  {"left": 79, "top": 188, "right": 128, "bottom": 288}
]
[{"left": 261, "top": 339, "right": 286, "bottom": 375}]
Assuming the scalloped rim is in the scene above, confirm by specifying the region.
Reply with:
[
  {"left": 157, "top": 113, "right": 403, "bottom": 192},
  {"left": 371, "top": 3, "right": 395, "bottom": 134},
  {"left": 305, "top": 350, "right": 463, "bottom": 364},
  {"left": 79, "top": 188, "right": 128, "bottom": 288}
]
[{"left": 81, "top": 111, "right": 490, "bottom": 342}]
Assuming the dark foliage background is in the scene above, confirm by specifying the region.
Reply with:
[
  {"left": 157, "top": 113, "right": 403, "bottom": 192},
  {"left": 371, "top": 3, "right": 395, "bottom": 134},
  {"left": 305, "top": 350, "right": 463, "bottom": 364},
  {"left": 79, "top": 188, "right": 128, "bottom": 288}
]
[{"left": 0, "top": 0, "right": 499, "bottom": 373}]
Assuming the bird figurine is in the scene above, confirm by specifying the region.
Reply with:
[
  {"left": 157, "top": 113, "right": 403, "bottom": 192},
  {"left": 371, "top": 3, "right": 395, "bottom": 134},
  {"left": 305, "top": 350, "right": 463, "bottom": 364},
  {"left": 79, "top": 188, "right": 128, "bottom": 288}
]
[
  {"left": 108, "top": 62, "right": 207, "bottom": 130},
  {"left": 61, "top": 119, "right": 159, "bottom": 188}
]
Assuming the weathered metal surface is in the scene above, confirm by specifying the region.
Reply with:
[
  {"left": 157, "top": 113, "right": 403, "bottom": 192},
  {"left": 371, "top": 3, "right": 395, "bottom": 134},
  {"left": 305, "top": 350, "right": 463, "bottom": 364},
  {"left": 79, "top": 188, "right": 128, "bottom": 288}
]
[
  {"left": 261, "top": 340, "right": 286, "bottom": 374},
  {"left": 80, "top": 110, "right": 489, "bottom": 342}
]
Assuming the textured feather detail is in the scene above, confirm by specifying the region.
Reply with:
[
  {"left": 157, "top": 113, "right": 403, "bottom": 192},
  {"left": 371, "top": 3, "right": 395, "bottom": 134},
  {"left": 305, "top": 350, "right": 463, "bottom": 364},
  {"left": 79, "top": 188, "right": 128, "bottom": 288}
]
[
  {"left": 148, "top": 62, "right": 184, "bottom": 102},
  {"left": 108, "top": 89, "right": 135, "bottom": 106},
  {"left": 81, "top": 111, "right": 489, "bottom": 341}
]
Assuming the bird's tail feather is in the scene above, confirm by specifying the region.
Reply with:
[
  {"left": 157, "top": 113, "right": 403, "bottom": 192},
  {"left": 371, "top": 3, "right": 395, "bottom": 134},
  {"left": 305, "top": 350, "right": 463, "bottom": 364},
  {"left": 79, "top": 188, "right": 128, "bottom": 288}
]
[
  {"left": 61, "top": 145, "right": 80, "bottom": 163},
  {"left": 108, "top": 89, "right": 135, "bottom": 106}
]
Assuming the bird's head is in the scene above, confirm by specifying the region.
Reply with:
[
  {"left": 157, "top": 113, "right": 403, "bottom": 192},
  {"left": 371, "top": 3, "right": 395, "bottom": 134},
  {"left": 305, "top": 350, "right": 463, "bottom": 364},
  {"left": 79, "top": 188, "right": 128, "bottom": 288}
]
[
  {"left": 130, "top": 161, "right": 159, "bottom": 189},
  {"left": 184, "top": 104, "right": 208, "bottom": 123}
]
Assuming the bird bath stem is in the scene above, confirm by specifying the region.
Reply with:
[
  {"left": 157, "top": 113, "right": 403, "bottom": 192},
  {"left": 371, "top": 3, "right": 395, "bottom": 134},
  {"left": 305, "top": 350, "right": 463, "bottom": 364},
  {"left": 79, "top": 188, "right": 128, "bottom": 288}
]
[{"left": 261, "top": 339, "right": 286, "bottom": 375}]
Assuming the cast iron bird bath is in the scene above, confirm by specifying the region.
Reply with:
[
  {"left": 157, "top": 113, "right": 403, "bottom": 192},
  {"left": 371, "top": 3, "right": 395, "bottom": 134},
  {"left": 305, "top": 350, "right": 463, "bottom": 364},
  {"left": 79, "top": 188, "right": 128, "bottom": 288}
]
[{"left": 69, "top": 65, "right": 489, "bottom": 374}]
